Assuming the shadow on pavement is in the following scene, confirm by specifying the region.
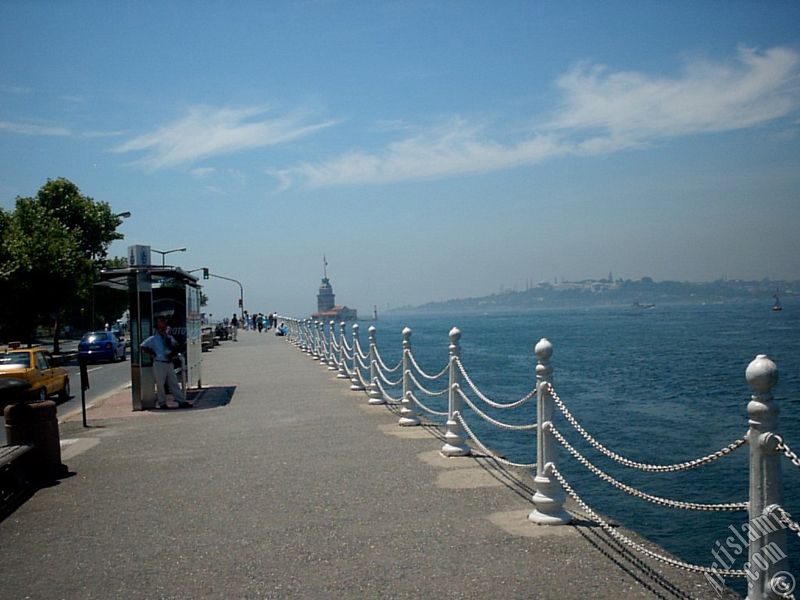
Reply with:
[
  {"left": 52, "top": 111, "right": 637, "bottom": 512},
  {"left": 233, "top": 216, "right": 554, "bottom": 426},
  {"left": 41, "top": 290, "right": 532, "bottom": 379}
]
[{"left": 146, "top": 385, "right": 236, "bottom": 412}]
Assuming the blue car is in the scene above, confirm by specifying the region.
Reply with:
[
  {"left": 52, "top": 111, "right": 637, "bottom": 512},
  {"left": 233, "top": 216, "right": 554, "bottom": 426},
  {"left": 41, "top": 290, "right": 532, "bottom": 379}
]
[{"left": 78, "top": 331, "right": 126, "bottom": 363}]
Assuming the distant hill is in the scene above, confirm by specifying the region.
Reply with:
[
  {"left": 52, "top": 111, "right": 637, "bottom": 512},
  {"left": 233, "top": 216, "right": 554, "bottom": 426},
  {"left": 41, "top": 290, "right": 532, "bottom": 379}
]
[{"left": 393, "top": 278, "right": 798, "bottom": 314}]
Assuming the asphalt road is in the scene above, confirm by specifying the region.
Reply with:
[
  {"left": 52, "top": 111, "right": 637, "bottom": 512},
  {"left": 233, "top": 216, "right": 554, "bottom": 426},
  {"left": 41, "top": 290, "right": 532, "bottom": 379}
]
[{"left": 0, "top": 356, "right": 131, "bottom": 444}]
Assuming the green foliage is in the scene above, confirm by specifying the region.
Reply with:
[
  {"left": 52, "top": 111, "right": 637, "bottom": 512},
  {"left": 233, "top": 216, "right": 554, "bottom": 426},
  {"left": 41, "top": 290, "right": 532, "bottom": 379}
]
[{"left": 0, "top": 178, "right": 127, "bottom": 342}]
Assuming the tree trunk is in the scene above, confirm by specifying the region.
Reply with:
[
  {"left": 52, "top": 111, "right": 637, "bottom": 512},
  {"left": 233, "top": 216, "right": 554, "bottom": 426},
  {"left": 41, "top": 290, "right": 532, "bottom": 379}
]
[{"left": 52, "top": 316, "right": 61, "bottom": 354}]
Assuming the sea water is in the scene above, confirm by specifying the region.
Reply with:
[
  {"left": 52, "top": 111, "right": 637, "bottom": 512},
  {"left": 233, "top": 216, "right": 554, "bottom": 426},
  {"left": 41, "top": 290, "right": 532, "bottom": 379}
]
[{"left": 357, "top": 300, "right": 800, "bottom": 592}]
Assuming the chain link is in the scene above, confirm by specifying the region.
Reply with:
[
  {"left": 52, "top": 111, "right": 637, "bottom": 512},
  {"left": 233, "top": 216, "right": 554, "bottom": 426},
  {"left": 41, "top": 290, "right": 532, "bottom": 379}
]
[
  {"left": 547, "top": 464, "right": 748, "bottom": 577},
  {"left": 454, "top": 357, "right": 537, "bottom": 410},
  {"left": 374, "top": 378, "right": 402, "bottom": 404},
  {"left": 373, "top": 347, "right": 403, "bottom": 373},
  {"left": 407, "top": 371, "right": 449, "bottom": 397},
  {"left": 454, "top": 412, "right": 537, "bottom": 469},
  {"left": 769, "top": 505, "right": 800, "bottom": 541},
  {"left": 407, "top": 351, "right": 450, "bottom": 381},
  {"left": 375, "top": 365, "right": 403, "bottom": 387},
  {"left": 407, "top": 391, "right": 448, "bottom": 417},
  {"left": 775, "top": 435, "right": 800, "bottom": 471},
  {"left": 455, "top": 387, "right": 538, "bottom": 431},
  {"left": 548, "top": 423, "right": 748, "bottom": 511},
  {"left": 354, "top": 338, "right": 370, "bottom": 361},
  {"left": 547, "top": 383, "right": 747, "bottom": 472}
]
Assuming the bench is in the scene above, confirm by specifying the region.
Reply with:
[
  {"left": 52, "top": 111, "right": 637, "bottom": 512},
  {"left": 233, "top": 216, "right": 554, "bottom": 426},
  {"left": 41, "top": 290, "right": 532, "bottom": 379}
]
[{"left": 0, "top": 443, "right": 35, "bottom": 492}]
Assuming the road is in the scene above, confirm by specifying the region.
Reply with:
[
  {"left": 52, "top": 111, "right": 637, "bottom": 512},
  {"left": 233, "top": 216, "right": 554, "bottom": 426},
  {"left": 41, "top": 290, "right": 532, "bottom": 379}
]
[{"left": 0, "top": 357, "right": 131, "bottom": 445}]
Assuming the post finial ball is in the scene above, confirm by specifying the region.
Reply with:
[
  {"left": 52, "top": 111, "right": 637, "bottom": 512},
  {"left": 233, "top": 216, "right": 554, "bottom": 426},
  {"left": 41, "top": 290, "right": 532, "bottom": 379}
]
[
  {"left": 368, "top": 325, "right": 376, "bottom": 334},
  {"left": 535, "top": 338, "right": 553, "bottom": 361},
  {"left": 402, "top": 326, "right": 412, "bottom": 338},
  {"left": 449, "top": 327, "right": 461, "bottom": 343},
  {"left": 746, "top": 354, "right": 778, "bottom": 392},
  {"left": 352, "top": 323, "right": 359, "bottom": 333}
]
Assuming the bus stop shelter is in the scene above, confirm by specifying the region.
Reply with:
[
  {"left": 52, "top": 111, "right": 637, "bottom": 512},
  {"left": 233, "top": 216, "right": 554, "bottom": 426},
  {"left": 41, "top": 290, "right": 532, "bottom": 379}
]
[{"left": 97, "top": 247, "right": 203, "bottom": 410}]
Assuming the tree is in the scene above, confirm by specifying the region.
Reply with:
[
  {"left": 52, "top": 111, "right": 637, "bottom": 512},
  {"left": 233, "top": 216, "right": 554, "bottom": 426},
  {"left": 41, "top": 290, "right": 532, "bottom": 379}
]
[{"left": 0, "top": 178, "right": 126, "bottom": 350}]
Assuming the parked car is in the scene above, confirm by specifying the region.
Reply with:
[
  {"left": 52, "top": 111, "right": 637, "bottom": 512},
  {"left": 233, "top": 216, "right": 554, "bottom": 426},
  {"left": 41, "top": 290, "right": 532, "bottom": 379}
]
[
  {"left": 78, "top": 331, "right": 126, "bottom": 363},
  {"left": 0, "top": 344, "right": 70, "bottom": 404}
]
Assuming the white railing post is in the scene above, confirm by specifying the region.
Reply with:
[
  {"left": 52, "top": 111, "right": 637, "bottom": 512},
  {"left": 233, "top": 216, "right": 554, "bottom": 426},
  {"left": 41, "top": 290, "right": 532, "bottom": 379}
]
[
  {"left": 317, "top": 321, "right": 328, "bottom": 365},
  {"left": 303, "top": 319, "right": 312, "bottom": 354},
  {"left": 398, "top": 327, "right": 420, "bottom": 426},
  {"left": 337, "top": 322, "right": 349, "bottom": 379},
  {"left": 745, "top": 354, "right": 788, "bottom": 600},
  {"left": 441, "top": 327, "right": 470, "bottom": 456},
  {"left": 327, "top": 321, "right": 339, "bottom": 370},
  {"left": 529, "top": 338, "right": 571, "bottom": 525},
  {"left": 367, "top": 326, "right": 385, "bottom": 404},
  {"left": 350, "top": 323, "right": 365, "bottom": 391}
]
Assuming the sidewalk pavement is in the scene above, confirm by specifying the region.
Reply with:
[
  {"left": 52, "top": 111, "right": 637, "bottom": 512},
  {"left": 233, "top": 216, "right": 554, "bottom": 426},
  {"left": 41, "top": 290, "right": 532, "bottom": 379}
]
[{"left": 0, "top": 330, "right": 739, "bottom": 599}]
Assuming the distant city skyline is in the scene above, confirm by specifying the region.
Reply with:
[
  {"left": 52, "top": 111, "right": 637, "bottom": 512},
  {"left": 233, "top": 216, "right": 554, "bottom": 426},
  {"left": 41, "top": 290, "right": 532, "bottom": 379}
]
[{"left": 1, "top": 2, "right": 799, "bottom": 317}]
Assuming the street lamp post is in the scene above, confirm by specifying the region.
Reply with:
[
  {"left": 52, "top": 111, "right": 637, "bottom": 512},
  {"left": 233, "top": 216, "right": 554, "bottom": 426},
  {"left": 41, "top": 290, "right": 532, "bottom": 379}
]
[{"left": 151, "top": 247, "right": 187, "bottom": 267}]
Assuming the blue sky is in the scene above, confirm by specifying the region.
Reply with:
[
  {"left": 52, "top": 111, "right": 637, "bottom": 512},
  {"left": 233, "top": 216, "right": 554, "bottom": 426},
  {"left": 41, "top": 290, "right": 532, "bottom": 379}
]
[{"left": 1, "top": 1, "right": 799, "bottom": 318}]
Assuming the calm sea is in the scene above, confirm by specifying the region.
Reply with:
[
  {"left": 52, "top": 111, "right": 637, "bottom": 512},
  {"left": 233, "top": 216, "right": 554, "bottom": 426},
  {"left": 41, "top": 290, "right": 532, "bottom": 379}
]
[{"left": 358, "top": 300, "right": 800, "bottom": 592}]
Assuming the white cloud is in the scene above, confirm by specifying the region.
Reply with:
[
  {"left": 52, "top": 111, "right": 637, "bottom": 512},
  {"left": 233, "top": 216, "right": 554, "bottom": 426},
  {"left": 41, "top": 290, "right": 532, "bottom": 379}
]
[
  {"left": 190, "top": 167, "right": 216, "bottom": 178},
  {"left": 0, "top": 120, "right": 70, "bottom": 136},
  {"left": 113, "top": 105, "right": 339, "bottom": 171},
  {"left": 274, "top": 118, "right": 567, "bottom": 188},
  {"left": 550, "top": 46, "right": 800, "bottom": 150},
  {"left": 277, "top": 45, "right": 800, "bottom": 188}
]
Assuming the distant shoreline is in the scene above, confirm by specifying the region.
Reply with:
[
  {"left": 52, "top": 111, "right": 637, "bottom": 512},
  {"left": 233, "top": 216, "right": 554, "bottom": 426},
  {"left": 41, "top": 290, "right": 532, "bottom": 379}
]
[{"left": 389, "top": 278, "right": 798, "bottom": 315}]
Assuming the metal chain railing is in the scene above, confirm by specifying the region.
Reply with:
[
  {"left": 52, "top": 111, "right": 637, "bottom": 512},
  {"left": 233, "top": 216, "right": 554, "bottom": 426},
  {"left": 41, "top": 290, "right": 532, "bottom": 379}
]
[
  {"left": 547, "top": 463, "right": 748, "bottom": 577},
  {"left": 455, "top": 387, "right": 538, "bottom": 431},
  {"left": 547, "top": 423, "right": 748, "bottom": 511},
  {"left": 548, "top": 383, "right": 748, "bottom": 473},
  {"left": 407, "top": 351, "right": 450, "bottom": 381},
  {"left": 407, "top": 391, "right": 449, "bottom": 417},
  {"left": 373, "top": 347, "right": 402, "bottom": 373},
  {"left": 354, "top": 338, "right": 370, "bottom": 361},
  {"left": 454, "top": 412, "right": 537, "bottom": 469},
  {"left": 769, "top": 505, "right": 800, "bottom": 541},
  {"left": 407, "top": 371, "right": 449, "bottom": 397},
  {"left": 455, "top": 357, "right": 537, "bottom": 409},
  {"left": 375, "top": 365, "right": 403, "bottom": 387},
  {"left": 374, "top": 378, "right": 403, "bottom": 404},
  {"left": 776, "top": 435, "right": 800, "bottom": 471}
]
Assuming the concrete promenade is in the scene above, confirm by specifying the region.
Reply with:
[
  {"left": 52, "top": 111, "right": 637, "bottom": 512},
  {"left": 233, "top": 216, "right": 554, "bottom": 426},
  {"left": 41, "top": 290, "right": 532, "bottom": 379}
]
[{"left": 1, "top": 330, "right": 739, "bottom": 599}]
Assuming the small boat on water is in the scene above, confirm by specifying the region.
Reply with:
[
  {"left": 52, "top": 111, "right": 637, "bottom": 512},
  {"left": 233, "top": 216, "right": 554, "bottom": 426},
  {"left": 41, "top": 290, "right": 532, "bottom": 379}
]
[
  {"left": 632, "top": 301, "right": 656, "bottom": 310},
  {"left": 773, "top": 292, "right": 782, "bottom": 312}
]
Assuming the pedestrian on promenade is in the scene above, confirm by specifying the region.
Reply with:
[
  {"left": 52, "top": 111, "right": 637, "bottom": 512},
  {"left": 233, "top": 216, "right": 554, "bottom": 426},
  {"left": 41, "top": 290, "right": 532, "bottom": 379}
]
[
  {"left": 140, "top": 315, "right": 192, "bottom": 409},
  {"left": 231, "top": 313, "right": 239, "bottom": 341}
]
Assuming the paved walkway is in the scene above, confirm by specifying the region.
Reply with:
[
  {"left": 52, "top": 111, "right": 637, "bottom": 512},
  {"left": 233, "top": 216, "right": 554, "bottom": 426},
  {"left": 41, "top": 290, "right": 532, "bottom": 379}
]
[{"left": 0, "top": 330, "right": 739, "bottom": 599}]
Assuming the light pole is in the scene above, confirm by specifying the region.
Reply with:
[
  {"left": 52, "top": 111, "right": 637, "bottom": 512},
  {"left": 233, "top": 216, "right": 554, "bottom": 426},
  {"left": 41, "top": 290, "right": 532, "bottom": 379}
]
[{"left": 151, "top": 247, "right": 187, "bottom": 267}]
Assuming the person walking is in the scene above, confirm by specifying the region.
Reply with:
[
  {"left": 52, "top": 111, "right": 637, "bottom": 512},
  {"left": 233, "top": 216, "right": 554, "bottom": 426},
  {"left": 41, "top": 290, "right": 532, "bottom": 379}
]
[
  {"left": 140, "top": 315, "right": 191, "bottom": 409},
  {"left": 231, "top": 313, "right": 239, "bottom": 341}
]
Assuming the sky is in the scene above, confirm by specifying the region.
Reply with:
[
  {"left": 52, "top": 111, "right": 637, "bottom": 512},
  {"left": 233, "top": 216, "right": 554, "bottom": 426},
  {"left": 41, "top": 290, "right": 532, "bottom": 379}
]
[{"left": 1, "top": 1, "right": 799, "bottom": 318}]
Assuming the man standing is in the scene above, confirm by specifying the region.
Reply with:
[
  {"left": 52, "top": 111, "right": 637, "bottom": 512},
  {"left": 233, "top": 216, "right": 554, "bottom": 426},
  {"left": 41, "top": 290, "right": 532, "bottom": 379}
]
[{"left": 140, "top": 315, "right": 192, "bottom": 409}]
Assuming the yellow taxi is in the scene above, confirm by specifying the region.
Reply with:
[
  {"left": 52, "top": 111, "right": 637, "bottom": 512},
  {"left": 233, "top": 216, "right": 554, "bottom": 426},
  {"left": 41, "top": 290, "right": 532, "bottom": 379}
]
[{"left": 0, "top": 343, "right": 70, "bottom": 404}]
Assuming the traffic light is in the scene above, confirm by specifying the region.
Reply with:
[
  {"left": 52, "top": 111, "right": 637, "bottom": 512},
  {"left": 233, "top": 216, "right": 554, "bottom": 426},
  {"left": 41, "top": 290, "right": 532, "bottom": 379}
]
[{"left": 202, "top": 268, "right": 209, "bottom": 279}]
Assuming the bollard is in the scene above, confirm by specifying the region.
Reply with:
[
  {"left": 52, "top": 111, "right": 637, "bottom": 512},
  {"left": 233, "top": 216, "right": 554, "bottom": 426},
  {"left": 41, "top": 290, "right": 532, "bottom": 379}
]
[
  {"left": 529, "top": 338, "right": 571, "bottom": 525},
  {"left": 441, "top": 327, "right": 470, "bottom": 456},
  {"left": 349, "top": 324, "right": 365, "bottom": 391},
  {"left": 4, "top": 400, "right": 68, "bottom": 480},
  {"left": 337, "top": 322, "right": 350, "bottom": 379},
  {"left": 367, "top": 326, "right": 385, "bottom": 404},
  {"left": 398, "top": 327, "right": 420, "bottom": 426},
  {"left": 745, "top": 354, "right": 788, "bottom": 600}
]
